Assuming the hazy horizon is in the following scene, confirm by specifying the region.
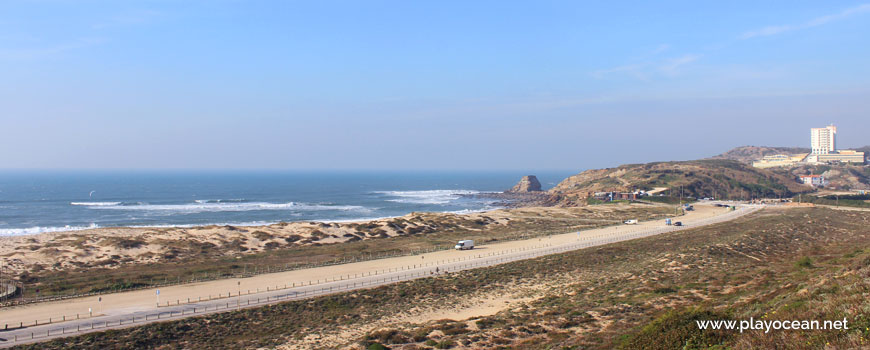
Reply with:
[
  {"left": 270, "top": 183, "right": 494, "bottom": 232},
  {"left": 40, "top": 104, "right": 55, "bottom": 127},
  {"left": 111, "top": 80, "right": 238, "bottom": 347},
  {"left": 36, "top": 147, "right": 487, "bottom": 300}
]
[{"left": 2, "top": 1, "right": 869, "bottom": 171}]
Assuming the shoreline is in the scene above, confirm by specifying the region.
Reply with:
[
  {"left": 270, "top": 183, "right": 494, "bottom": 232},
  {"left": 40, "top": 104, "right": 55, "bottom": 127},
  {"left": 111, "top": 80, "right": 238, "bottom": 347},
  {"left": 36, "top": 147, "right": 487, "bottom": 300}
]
[
  {"left": 0, "top": 190, "right": 558, "bottom": 238},
  {"left": 0, "top": 202, "right": 671, "bottom": 278},
  {"left": 0, "top": 204, "right": 510, "bottom": 239}
]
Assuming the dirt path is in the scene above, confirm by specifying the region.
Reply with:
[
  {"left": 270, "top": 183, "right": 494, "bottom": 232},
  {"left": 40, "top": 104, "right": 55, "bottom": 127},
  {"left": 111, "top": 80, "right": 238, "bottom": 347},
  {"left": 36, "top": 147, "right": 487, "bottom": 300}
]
[{"left": 0, "top": 203, "right": 749, "bottom": 346}]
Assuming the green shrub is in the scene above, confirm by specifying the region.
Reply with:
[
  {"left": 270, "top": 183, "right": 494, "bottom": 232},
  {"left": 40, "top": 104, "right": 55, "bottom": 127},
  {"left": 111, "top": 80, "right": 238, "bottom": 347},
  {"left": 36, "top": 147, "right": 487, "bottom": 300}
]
[
  {"left": 283, "top": 234, "right": 302, "bottom": 243},
  {"left": 653, "top": 287, "right": 677, "bottom": 294},
  {"left": 364, "top": 329, "right": 410, "bottom": 345},
  {"left": 795, "top": 256, "right": 813, "bottom": 268},
  {"left": 367, "top": 343, "right": 388, "bottom": 350},
  {"left": 435, "top": 339, "right": 455, "bottom": 349},
  {"left": 620, "top": 308, "right": 732, "bottom": 350}
]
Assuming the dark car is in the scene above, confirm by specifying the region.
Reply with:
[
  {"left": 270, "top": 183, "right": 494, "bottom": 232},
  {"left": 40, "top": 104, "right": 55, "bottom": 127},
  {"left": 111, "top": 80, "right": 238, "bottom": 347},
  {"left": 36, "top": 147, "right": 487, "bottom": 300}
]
[{"left": 674, "top": 222, "right": 683, "bottom": 226}]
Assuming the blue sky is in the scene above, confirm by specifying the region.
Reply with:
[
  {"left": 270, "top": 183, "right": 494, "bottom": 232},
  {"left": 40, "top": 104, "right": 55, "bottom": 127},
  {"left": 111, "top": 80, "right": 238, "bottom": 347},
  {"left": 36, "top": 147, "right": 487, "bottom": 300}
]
[{"left": 1, "top": 1, "right": 869, "bottom": 170}]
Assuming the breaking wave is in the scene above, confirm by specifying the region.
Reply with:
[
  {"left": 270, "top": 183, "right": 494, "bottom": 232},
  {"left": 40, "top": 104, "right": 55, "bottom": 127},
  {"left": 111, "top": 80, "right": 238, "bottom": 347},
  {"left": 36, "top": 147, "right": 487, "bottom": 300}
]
[
  {"left": 0, "top": 223, "right": 100, "bottom": 236},
  {"left": 70, "top": 201, "right": 371, "bottom": 214},
  {"left": 374, "top": 190, "right": 480, "bottom": 204},
  {"left": 193, "top": 199, "right": 247, "bottom": 204},
  {"left": 70, "top": 202, "right": 122, "bottom": 206}
]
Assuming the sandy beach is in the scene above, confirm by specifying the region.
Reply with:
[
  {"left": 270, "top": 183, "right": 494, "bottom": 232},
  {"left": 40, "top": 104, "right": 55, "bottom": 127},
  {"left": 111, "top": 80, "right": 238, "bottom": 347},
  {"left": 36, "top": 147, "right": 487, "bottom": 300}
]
[
  {"left": 0, "top": 204, "right": 729, "bottom": 330},
  {"left": 0, "top": 204, "right": 671, "bottom": 275}
]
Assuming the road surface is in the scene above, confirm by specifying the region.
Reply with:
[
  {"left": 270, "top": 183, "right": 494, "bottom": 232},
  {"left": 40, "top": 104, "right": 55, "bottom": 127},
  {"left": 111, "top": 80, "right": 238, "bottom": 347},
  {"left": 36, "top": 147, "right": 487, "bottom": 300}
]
[{"left": 0, "top": 203, "right": 760, "bottom": 347}]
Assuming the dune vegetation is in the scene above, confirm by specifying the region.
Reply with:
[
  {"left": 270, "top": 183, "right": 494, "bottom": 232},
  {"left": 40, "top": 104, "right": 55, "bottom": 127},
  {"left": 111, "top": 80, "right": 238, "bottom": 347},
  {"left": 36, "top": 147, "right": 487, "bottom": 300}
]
[{"left": 13, "top": 207, "right": 870, "bottom": 349}]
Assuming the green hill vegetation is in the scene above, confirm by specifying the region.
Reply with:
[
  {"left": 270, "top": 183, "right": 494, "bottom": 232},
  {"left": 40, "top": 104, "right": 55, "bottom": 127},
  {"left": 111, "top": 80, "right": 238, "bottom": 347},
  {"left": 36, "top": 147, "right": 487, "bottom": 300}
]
[
  {"left": 771, "top": 164, "right": 870, "bottom": 191},
  {"left": 550, "top": 159, "right": 811, "bottom": 200},
  {"left": 710, "top": 145, "right": 811, "bottom": 163}
]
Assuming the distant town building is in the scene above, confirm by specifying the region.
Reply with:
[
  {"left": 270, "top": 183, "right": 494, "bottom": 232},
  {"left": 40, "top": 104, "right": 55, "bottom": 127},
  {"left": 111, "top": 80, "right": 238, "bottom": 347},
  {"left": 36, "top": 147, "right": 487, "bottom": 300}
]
[
  {"left": 799, "top": 175, "right": 827, "bottom": 187},
  {"left": 752, "top": 153, "right": 809, "bottom": 169},
  {"left": 811, "top": 125, "right": 837, "bottom": 155},
  {"left": 815, "top": 149, "right": 865, "bottom": 164},
  {"left": 590, "top": 191, "right": 638, "bottom": 201},
  {"left": 751, "top": 124, "right": 865, "bottom": 168}
]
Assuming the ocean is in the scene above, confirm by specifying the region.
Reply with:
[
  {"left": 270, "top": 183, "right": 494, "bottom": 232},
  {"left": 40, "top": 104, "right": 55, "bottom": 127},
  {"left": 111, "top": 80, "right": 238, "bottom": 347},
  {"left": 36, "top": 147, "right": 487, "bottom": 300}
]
[{"left": 0, "top": 171, "right": 573, "bottom": 236}]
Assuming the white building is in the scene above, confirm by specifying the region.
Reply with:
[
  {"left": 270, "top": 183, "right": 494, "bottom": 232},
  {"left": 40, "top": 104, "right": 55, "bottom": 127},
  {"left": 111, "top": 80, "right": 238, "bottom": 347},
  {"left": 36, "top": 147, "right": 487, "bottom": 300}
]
[
  {"left": 799, "top": 175, "right": 827, "bottom": 187},
  {"left": 811, "top": 125, "right": 836, "bottom": 155}
]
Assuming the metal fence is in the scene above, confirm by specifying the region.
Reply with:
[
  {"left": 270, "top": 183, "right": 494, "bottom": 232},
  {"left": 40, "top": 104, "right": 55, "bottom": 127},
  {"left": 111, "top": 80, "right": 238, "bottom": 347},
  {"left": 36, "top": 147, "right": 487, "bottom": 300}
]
[
  {"left": 0, "top": 206, "right": 758, "bottom": 345},
  {"left": 0, "top": 221, "right": 624, "bottom": 308}
]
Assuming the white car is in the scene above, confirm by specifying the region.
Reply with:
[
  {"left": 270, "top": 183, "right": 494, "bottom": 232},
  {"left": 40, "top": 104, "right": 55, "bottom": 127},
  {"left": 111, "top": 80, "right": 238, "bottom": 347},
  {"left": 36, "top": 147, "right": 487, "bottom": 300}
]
[{"left": 455, "top": 240, "right": 474, "bottom": 250}]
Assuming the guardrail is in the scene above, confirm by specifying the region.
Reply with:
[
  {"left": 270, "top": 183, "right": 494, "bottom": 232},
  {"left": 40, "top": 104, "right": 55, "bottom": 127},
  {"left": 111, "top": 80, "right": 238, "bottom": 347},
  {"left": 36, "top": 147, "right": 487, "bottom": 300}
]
[
  {"left": 0, "top": 206, "right": 758, "bottom": 345},
  {"left": 1, "top": 218, "right": 646, "bottom": 308}
]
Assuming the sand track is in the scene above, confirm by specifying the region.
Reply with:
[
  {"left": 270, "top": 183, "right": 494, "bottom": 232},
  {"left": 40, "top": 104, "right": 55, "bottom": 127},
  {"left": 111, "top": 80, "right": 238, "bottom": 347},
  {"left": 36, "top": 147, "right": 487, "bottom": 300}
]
[{"left": 0, "top": 203, "right": 758, "bottom": 347}]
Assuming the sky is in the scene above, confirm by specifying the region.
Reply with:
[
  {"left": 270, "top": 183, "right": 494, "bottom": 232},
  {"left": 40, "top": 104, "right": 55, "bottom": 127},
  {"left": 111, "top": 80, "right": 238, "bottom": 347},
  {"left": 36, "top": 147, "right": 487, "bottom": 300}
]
[{"left": 1, "top": 1, "right": 869, "bottom": 171}]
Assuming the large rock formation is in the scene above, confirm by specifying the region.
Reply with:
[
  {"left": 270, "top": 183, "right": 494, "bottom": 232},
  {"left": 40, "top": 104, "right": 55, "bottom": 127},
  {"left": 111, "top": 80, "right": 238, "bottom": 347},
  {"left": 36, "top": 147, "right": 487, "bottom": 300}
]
[{"left": 507, "top": 175, "right": 542, "bottom": 193}]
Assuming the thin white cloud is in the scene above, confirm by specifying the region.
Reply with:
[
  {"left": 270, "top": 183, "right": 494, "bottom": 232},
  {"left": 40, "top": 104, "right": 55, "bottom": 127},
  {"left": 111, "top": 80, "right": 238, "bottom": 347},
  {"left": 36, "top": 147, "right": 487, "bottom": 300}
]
[
  {"left": 0, "top": 37, "right": 105, "bottom": 60},
  {"left": 650, "top": 44, "right": 670, "bottom": 55},
  {"left": 592, "top": 52, "right": 701, "bottom": 80},
  {"left": 660, "top": 54, "right": 702, "bottom": 73},
  {"left": 742, "top": 3, "right": 870, "bottom": 39},
  {"left": 591, "top": 43, "right": 680, "bottom": 80}
]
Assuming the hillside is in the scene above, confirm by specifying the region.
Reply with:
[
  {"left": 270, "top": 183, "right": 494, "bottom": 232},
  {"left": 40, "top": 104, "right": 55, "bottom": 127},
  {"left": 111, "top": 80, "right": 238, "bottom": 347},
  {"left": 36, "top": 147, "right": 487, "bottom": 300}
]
[
  {"left": 771, "top": 164, "right": 870, "bottom": 190},
  {"left": 549, "top": 159, "right": 811, "bottom": 200},
  {"left": 853, "top": 145, "right": 870, "bottom": 152},
  {"left": 710, "top": 145, "right": 810, "bottom": 163}
]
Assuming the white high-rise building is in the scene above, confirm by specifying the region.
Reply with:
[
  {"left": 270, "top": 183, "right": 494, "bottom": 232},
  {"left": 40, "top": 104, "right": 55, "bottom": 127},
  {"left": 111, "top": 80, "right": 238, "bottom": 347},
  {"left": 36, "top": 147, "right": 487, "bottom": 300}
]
[{"left": 810, "top": 125, "right": 836, "bottom": 154}]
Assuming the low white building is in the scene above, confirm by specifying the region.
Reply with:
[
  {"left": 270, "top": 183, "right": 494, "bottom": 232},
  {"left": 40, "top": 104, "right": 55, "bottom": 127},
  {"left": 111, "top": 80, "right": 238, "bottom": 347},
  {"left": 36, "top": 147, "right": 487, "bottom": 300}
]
[{"left": 799, "top": 175, "right": 827, "bottom": 187}]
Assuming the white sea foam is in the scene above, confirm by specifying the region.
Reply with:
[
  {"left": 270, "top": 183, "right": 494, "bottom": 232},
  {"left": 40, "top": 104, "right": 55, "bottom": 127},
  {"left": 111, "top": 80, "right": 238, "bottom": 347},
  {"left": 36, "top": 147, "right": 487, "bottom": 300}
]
[
  {"left": 73, "top": 201, "right": 371, "bottom": 213},
  {"left": 70, "top": 201, "right": 122, "bottom": 206},
  {"left": 193, "top": 199, "right": 246, "bottom": 204},
  {"left": 127, "top": 220, "right": 279, "bottom": 229},
  {"left": 1, "top": 205, "right": 504, "bottom": 236},
  {"left": 0, "top": 223, "right": 100, "bottom": 236},
  {"left": 313, "top": 215, "right": 397, "bottom": 223},
  {"left": 445, "top": 208, "right": 489, "bottom": 215},
  {"left": 0, "top": 221, "right": 276, "bottom": 236},
  {"left": 375, "top": 189, "right": 480, "bottom": 204}
]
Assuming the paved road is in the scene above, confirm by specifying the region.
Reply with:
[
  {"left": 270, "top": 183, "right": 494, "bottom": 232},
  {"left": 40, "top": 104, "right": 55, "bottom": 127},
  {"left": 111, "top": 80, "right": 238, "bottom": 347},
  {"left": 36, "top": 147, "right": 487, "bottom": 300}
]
[{"left": 0, "top": 203, "right": 761, "bottom": 347}]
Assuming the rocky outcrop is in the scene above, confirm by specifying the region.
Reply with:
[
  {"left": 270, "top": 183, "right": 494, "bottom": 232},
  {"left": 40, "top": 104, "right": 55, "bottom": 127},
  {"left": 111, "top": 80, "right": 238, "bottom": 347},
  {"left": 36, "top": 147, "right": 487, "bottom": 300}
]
[{"left": 507, "top": 175, "right": 542, "bottom": 193}]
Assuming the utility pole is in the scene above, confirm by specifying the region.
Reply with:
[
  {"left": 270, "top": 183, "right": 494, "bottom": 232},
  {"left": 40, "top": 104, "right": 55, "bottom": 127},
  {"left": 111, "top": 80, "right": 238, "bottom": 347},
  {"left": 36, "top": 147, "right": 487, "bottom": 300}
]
[{"left": 676, "top": 186, "right": 683, "bottom": 216}]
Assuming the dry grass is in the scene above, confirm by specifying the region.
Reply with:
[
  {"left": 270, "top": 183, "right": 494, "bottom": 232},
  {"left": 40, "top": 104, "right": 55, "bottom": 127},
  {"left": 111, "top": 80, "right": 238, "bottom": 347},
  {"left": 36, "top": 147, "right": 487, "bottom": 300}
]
[
  {"left": 3, "top": 204, "right": 671, "bottom": 300},
  {"left": 13, "top": 207, "right": 868, "bottom": 350}
]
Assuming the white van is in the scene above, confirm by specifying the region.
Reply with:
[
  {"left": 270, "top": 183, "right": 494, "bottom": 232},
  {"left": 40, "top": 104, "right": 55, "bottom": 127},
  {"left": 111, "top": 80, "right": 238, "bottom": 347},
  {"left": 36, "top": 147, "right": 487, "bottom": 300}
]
[
  {"left": 455, "top": 240, "right": 474, "bottom": 250},
  {"left": 623, "top": 219, "right": 638, "bottom": 225}
]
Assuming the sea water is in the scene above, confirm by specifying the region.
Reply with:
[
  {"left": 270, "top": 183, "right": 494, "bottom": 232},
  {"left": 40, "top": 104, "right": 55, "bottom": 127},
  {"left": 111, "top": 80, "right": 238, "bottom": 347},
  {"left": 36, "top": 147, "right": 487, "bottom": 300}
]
[{"left": 0, "top": 171, "right": 572, "bottom": 235}]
